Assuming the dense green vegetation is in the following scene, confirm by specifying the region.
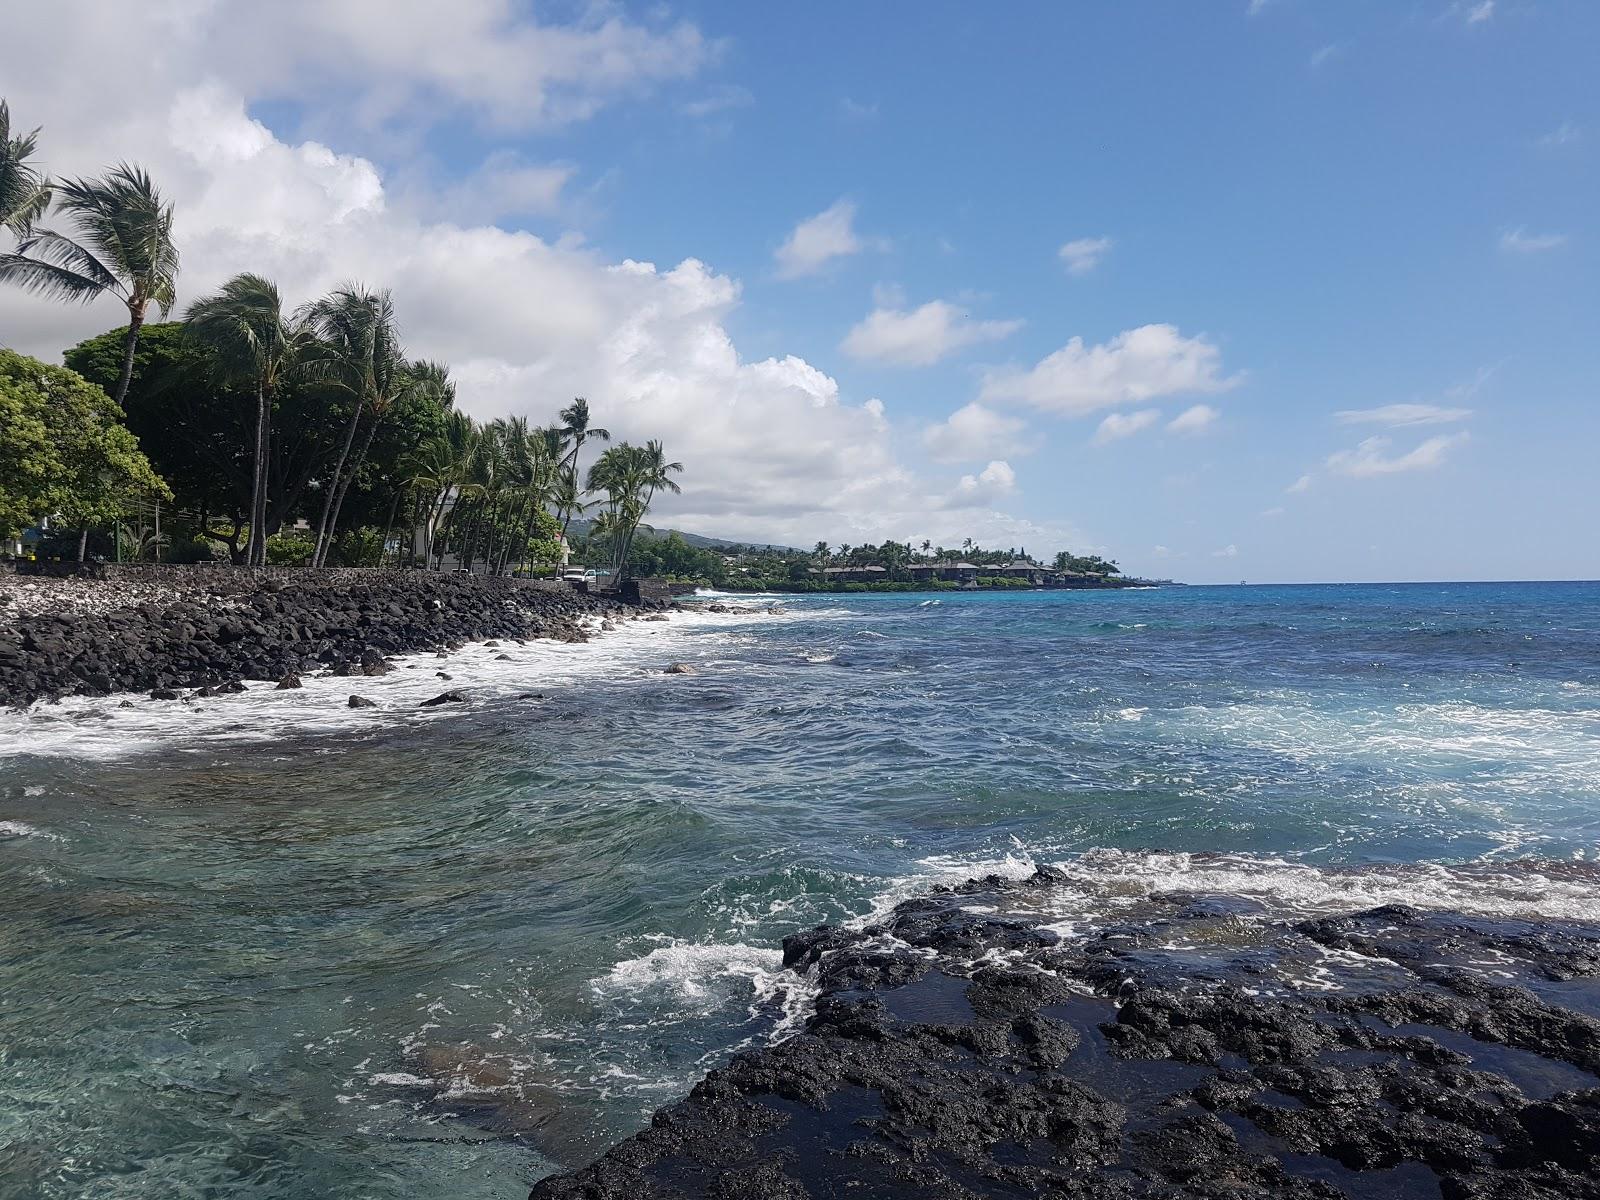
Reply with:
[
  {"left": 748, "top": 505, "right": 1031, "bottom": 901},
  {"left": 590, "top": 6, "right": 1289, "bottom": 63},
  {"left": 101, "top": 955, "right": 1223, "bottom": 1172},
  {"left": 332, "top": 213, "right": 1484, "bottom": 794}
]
[{"left": 597, "top": 533, "right": 1132, "bottom": 592}]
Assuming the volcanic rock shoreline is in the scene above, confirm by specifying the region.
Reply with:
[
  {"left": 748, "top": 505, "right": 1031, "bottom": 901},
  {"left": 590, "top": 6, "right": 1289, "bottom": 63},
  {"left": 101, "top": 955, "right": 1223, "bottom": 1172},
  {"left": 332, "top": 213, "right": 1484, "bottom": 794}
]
[
  {"left": 531, "top": 866, "right": 1600, "bottom": 1199},
  {"left": 0, "top": 570, "right": 657, "bottom": 708}
]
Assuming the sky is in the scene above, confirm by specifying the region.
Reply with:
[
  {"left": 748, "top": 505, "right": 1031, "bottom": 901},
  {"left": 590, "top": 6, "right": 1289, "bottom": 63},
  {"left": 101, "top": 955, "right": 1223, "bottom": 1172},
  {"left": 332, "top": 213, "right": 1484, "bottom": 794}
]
[{"left": 1, "top": 0, "right": 1596, "bottom": 583}]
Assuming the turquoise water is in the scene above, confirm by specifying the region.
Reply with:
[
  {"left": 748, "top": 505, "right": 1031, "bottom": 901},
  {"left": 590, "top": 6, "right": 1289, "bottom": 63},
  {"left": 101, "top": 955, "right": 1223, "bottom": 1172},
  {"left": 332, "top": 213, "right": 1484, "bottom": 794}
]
[{"left": 2, "top": 582, "right": 1599, "bottom": 1197}]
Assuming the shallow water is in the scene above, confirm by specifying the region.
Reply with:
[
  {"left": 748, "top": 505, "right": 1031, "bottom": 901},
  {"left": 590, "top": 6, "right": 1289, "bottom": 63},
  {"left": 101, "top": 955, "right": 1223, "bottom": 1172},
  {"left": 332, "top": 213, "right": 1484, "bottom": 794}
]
[{"left": 2, "top": 582, "right": 1599, "bottom": 1197}]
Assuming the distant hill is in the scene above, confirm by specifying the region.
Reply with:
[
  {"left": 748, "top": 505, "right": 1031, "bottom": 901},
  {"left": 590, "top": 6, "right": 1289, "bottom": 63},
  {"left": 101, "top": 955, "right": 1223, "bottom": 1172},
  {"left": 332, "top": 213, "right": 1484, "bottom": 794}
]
[{"left": 564, "top": 519, "right": 804, "bottom": 554}]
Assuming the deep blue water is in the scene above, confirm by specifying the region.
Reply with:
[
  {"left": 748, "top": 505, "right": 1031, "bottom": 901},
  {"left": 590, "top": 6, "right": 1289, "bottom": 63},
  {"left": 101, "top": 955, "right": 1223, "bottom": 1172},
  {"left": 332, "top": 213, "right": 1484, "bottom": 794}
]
[{"left": 2, "top": 582, "right": 1598, "bottom": 1197}]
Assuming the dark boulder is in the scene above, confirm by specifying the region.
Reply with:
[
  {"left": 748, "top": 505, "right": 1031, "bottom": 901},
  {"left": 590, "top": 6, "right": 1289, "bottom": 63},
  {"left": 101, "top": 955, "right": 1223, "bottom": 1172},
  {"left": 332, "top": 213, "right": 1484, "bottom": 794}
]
[
  {"left": 420, "top": 689, "right": 466, "bottom": 707},
  {"left": 347, "top": 695, "right": 377, "bottom": 708}
]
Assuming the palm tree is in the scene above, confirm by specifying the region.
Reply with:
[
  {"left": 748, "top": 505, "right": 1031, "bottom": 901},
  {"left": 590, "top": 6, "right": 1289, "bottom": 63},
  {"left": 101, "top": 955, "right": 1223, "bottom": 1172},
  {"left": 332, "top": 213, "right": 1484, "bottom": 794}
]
[
  {"left": 299, "top": 285, "right": 403, "bottom": 567},
  {"left": 0, "top": 163, "right": 178, "bottom": 406},
  {"left": 558, "top": 396, "right": 609, "bottom": 478},
  {"left": 185, "top": 274, "right": 301, "bottom": 566},
  {"left": 587, "top": 440, "right": 682, "bottom": 582},
  {"left": 0, "top": 100, "right": 51, "bottom": 239}
]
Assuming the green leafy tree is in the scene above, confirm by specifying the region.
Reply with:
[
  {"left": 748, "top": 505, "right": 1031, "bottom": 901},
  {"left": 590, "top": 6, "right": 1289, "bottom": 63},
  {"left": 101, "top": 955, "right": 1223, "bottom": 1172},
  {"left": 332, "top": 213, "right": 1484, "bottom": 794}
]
[
  {"left": 0, "top": 163, "right": 179, "bottom": 406},
  {"left": 0, "top": 99, "right": 52, "bottom": 239},
  {"left": 0, "top": 350, "right": 170, "bottom": 559}
]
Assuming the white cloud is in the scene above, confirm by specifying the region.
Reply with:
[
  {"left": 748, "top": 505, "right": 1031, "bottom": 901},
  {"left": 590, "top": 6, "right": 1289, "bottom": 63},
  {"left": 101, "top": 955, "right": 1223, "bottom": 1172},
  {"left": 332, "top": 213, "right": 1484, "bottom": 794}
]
[
  {"left": 1460, "top": 0, "right": 1495, "bottom": 24},
  {"left": 1286, "top": 474, "right": 1313, "bottom": 494},
  {"left": 1334, "top": 403, "right": 1471, "bottom": 427},
  {"left": 1500, "top": 227, "right": 1568, "bottom": 253},
  {"left": 1092, "top": 409, "right": 1160, "bottom": 445},
  {"left": 1325, "top": 433, "right": 1470, "bottom": 478},
  {"left": 1309, "top": 43, "right": 1343, "bottom": 69},
  {"left": 842, "top": 300, "right": 1022, "bottom": 367},
  {"left": 838, "top": 97, "right": 879, "bottom": 122},
  {"left": 1058, "top": 236, "right": 1113, "bottom": 276},
  {"left": 922, "top": 403, "right": 1033, "bottom": 463},
  {"left": 680, "top": 85, "right": 753, "bottom": 118},
  {"left": 1167, "top": 403, "right": 1220, "bottom": 435},
  {"left": 1538, "top": 122, "right": 1582, "bottom": 148},
  {"left": 1247, "top": 0, "right": 1272, "bottom": 14},
  {"left": 949, "top": 460, "right": 1017, "bottom": 506},
  {"left": 161, "top": 0, "right": 714, "bottom": 134},
  {"left": 1260, "top": 506, "right": 1285, "bottom": 518},
  {"left": 1152, "top": 544, "right": 1170, "bottom": 557},
  {"left": 981, "top": 324, "right": 1237, "bottom": 417},
  {"left": 1211, "top": 544, "right": 1239, "bottom": 558},
  {"left": 0, "top": 13, "right": 1005, "bottom": 552},
  {"left": 417, "top": 151, "right": 576, "bottom": 224},
  {"left": 774, "top": 199, "right": 882, "bottom": 279}
]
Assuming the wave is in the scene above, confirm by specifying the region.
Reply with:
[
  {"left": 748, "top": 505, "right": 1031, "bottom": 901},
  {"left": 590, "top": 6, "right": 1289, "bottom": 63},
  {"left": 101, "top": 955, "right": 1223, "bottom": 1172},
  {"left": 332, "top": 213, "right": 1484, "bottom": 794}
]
[
  {"left": 896, "top": 847, "right": 1600, "bottom": 925},
  {"left": 0, "top": 612, "right": 716, "bottom": 762}
]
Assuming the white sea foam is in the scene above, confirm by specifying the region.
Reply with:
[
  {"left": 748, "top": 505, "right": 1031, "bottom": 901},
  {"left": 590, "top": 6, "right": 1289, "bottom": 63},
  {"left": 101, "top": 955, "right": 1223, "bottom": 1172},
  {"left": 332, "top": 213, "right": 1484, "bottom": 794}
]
[
  {"left": 593, "top": 940, "right": 784, "bottom": 1005},
  {"left": 0, "top": 607, "right": 807, "bottom": 763},
  {"left": 1028, "top": 848, "right": 1600, "bottom": 923},
  {"left": 0, "top": 820, "right": 59, "bottom": 840}
]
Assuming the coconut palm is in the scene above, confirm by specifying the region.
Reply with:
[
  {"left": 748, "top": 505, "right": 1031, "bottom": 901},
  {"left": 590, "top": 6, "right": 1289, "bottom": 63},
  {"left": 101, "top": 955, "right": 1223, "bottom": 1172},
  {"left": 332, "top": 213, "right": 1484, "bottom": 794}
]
[
  {"left": 0, "top": 100, "right": 51, "bottom": 239},
  {"left": 185, "top": 274, "right": 302, "bottom": 566},
  {"left": 0, "top": 163, "right": 178, "bottom": 406},
  {"left": 558, "top": 396, "right": 609, "bottom": 478},
  {"left": 299, "top": 285, "right": 403, "bottom": 567},
  {"left": 587, "top": 440, "right": 683, "bottom": 582}
]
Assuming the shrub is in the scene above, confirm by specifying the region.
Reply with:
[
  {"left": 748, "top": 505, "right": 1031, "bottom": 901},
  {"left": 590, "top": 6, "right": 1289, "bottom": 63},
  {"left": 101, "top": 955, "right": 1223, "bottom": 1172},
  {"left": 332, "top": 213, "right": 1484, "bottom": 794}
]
[{"left": 266, "top": 533, "right": 315, "bottom": 566}]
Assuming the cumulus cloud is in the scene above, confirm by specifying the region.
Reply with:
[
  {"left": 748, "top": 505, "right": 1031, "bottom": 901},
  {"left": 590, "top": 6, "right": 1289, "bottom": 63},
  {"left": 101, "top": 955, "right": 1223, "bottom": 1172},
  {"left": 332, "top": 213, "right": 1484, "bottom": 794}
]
[
  {"left": 414, "top": 150, "right": 576, "bottom": 224},
  {"left": 0, "top": 7, "right": 1009, "bottom": 551},
  {"left": 922, "top": 403, "right": 1033, "bottom": 463},
  {"left": 842, "top": 300, "right": 1022, "bottom": 367},
  {"left": 1092, "top": 409, "right": 1160, "bottom": 445},
  {"left": 1167, "top": 403, "right": 1220, "bottom": 435},
  {"left": 1286, "top": 474, "right": 1312, "bottom": 494},
  {"left": 774, "top": 199, "right": 882, "bottom": 279},
  {"left": 142, "top": 0, "right": 714, "bottom": 135},
  {"left": 1325, "top": 433, "right": 1470, "bottom": 478},
  {"left": 1058, "top": 236, "right": 1113, "bottom": 276},
  {"left": 1334, "top": 403, "right": 1470, "bottom": 427},
  {"left": 1211, "top": 544, "right": 1239, "bottom": 558},
  {"left": 1457, "top": 0, "right": 1495, "bottom": 24},
  {"left": 981, "top": 324, "right": 1237, "bottom": 417},
  {"left": 1500, "top": 227, "right": 1567, "bottom": 253},
  {"left": 948, "top": 461, "right": 1017, "bottom": 507}
]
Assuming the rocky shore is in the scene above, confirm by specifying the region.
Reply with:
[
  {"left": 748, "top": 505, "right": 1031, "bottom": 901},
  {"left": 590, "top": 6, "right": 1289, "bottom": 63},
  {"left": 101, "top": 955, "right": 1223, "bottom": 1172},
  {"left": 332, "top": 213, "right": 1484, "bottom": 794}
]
[
  {"left": 0, "top": 570, "right": 656, "bottom": 708},
  {"left": 532, "top": 867, "right": 1600, "bottom": 1199}
]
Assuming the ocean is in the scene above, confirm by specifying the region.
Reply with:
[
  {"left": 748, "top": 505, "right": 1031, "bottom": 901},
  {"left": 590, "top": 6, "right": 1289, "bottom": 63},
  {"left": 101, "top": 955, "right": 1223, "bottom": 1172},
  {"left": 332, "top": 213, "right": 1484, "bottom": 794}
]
[{"left": 2, "top": 581, "right": 1598, "bottom": 1197}]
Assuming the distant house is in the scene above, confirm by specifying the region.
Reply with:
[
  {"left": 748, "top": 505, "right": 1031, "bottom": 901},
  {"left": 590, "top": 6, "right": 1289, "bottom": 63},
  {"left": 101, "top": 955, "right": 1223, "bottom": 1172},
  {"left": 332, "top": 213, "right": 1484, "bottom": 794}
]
[
  {"left": 989, "top": 558, "right": 1047, "bottom": 584},
  {"left": 818, "top": 565, "right": 889, "bottom": 583},
  {"left": 905, "top": 560, "right": 980, "bottom": 583}
]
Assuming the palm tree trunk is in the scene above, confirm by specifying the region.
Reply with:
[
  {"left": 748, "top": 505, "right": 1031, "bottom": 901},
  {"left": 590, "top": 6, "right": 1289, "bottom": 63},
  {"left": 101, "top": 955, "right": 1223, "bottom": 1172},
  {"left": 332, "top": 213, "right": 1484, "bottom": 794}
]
[
  {"left": 319, "top": 412, "right": 381, "bottom": 567},
  {"left": 77, "top": 527, "right": 89, "bottom": 563},
  {"left": 254, "top": 388, "right": 273, "bottom": 566},
  {"left": 312, "top": 398, "right": 366, "bottom": 568},
  {"left": 111, "top": 306, "right": 146, "bottom": 407},
  {"left": 246, "top": 383, "right": 267, "bottom": 567}
]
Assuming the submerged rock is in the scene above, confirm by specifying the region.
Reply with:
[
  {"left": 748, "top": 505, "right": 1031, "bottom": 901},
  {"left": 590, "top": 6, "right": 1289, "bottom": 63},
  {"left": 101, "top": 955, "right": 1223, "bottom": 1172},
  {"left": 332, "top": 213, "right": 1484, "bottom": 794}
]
[
  {"left": 420, "top": 689, "right": 466, "bottom": 707},
  {"left": 531, "top": 868, "right": 1600, "bottom": 1199},
  {"left": 347, "top": 695, "right": 377, "bottom": 708},
  {"left": 275, "top": 673, "right": 302, "bottom": 690},
  {"left": 662, "top": 662, "right": 696, "bottom": 675}
]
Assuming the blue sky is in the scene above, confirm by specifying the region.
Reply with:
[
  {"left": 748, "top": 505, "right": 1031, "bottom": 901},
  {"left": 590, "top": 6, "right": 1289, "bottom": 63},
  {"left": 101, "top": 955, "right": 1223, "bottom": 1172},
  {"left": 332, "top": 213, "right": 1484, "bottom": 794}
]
[{"left": 2, "top": 1, "right": 1596, "bottom": 581}]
